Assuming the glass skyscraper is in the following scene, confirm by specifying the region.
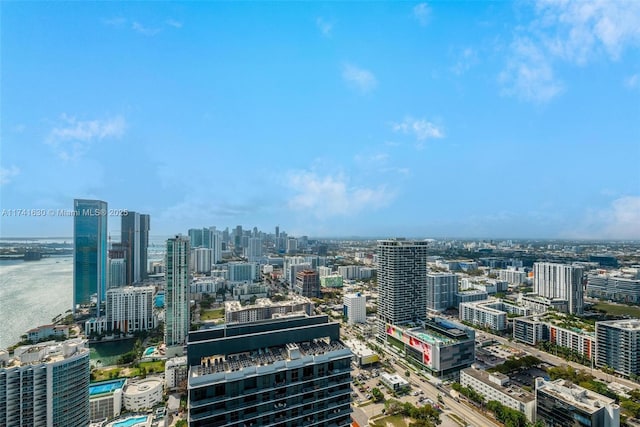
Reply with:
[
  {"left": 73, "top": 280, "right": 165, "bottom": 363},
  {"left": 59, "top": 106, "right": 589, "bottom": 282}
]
[
  {"left": 73, "top": 199, "right": 108, "bottom": 316},
  {"left": 121, "top": 212, "right": 151, "bottom": 284}
]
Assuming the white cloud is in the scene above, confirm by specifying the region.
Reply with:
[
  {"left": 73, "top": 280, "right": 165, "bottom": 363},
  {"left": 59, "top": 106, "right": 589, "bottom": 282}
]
[
  {"left": 568, "top": 196, "right": 640, "bottom": 240},
  {"left": 132, "top": 22, "right": 161, "bottom": 36},
  {"left": 451, "top": 47, "right": 478, "bottom": 75},
  {"left": 166, "top": 19, "right": 183, "bottom": 29},
  {"left": 499, "top": 37, "right": 564, "bottom": 103},
  {"left": 316, "top": 17, "right": 332, "bottom": 36},
  {"left": 391, "top": 117, "right": 444, "bottom": 145},
  {"left": 342, "top": 64, "right": 378, "bottom": 94},
  {"left": 535, "top": 0, "right": 640, "bottom": 63},
  {"left": 500, "top": 1, "right": 640, "bottom": 103},
  {"left": 413, "top": 3, "right": 431, "bottom": 26},
  {"left": 286, "top": 171, "right": 393, "bottom": 218},
  {"left": 46, "top": 115, "right": 126, "bottom": 161},
  {"left": 625, "top": 73, "right": 639, "bottom": 89},
  {"left": 0, "top": 166, "right": 20, "bottom": 185}
]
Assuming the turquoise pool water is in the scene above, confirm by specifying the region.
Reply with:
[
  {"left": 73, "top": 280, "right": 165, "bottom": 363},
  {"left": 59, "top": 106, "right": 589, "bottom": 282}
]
[
  {"left": 112, "top": 416, "right": 148, "bottom": 427},
  {"left": 143, "top": 347, "right": 155, "bottom": 356},
  {"left": 89, "top": 379, "right": 126, "bottom": 396},
  {"left": 154, "top": 294, "right": 164, "bottom": 308}
]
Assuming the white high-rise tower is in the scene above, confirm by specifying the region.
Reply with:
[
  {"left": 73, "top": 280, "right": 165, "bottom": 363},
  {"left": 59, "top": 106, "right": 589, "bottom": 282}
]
[{"left": 165, "top": 235, "right": 191, "bottom": 352}]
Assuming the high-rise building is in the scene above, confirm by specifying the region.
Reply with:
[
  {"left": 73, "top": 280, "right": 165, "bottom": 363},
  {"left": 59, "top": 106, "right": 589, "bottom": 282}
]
[
  {"left": 295, "top": 270, "right": 321, "bottom": 298},
  {"left": 106, "top": 286, "right": 156, "bottom": 333},
  {"left": 108, "top": 258, "right": 126, "bottom": 289},
  {"left": 246, "top": 237, "right": 263, "bottom": 262},
  {"left": 165, "top": 235, "right": 191, "bottom": 352},
  {"left": 533, "top": 262, "right": 584, "bottom": 314},
  {"left": 121, "top": 212, "right": 150, "bottom": 285},
  {"left": 596, "top": 319, "right": 640, "bottom": 377},
  {"left": 535, "top": 378, "right": 619, "bottom": 427},
  {"left": 287, "top": 237, "right": 298, "bottom": 254},
  {"left": 0, "top": 338, "right": 90, "bottom": 427},
  {"left": 191, "top": 248, "right": 212, "bottom": 274},
  {"left": 377, "top": 239, "right": 429, "bottom": 342},
  {"left": 343, "top": 293, "right": 367, "bottom": 324},
  {"left": 426, "top": 272, "right": 458, "bottom": 312},
  {"left": 73, "top": 199, "right": 108, "bottom": 316},
  {"left": 187, "top": 315, "right": 352, "bottom": 427}
]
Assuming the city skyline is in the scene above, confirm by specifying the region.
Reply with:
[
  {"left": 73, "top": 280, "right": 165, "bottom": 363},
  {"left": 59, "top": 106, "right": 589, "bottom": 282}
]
[{"left": 1, "top": 2, "right": 639, "bottom": 239}]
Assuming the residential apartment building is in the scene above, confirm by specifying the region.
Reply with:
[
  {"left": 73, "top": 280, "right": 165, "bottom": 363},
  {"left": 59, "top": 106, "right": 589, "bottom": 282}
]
[
  {"left": 106, "top": 286, "right": 156, "bottom": 333},
  {"left": 343, "top": 293, "right": 367, "bottom": 324},
  {"left": 460, "top": 368, "right": 535, "bottom": 422},
  {"left": 377, "top": 239, "right": 429, "bottom": 342},
  {"left": 426, "top": 273, "right": 458, "bottom": 312},
  {"left": 596, "top": 319, "right": 640, "bottom": 377},
  {"left": 587, "top": 272, "right": 640, "bottom": 304},
  {"left": 533, "top": 262, "right": 584, "bottom": 315},
  {"left": 535, "top": 378, "right": 619, "bottom": 427},
  {"left": 165, "top": 235, "right": 191, "bottom": 351},
  {"left": 187, "top": 316, "right": 352, "bottom": 427},
  {"left": 224, "top": 296, "right": 314, "bottom": 324},
  {"left": 0, "top": 339, "right": 90, "bottom": 427},
  {"left": 294, "top": 270, "right": 320, "bottom": 298}
]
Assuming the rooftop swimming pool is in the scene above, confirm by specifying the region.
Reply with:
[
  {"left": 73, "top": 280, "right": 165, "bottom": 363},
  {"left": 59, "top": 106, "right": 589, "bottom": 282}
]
[
  {"left": 111, "top": 415, "right": 149, "bottom": 427},
  {"left": 89, "top": 378, "right": 126, "bottom": 396}
]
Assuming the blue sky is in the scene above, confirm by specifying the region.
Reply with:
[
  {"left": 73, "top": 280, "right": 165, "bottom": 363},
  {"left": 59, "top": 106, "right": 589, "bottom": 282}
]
[{"left": 1, "top": 1, "right": 639, "bottom": 239}]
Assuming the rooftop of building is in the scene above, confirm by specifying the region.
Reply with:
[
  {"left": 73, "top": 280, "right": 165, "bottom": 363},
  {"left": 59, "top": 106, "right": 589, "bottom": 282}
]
[
  {"left": 343, "top": 339, "right": 376, "bottom": 357},
  {"left": 89, "top": 378, "right": 127, "bottom": 397},
  {"left": 26, "top": 324, "right": 69, "bottom": 333},
  {"left": 536, "top": 378, "right": 617, "bottom": 413},
  {"left": 0, "top": 338, "right": 88, "bottom": 368},
  {"left": 597, "top": 319, "right": 640, "bottom": 330},
  {"left": 123, "top": 377, "right": 163, "bottom": 396},
  {"left": 225, "top": 295, "right": 312, "bottom": 312},
  {"left": 404, "top": 318, "right": 473, "bottom": 346},
  {"left": 191, "top": 338, "right": 347, "bottom": 379},
  {"left": 462, "top": 368, "right": 534, "bottom": 403}
]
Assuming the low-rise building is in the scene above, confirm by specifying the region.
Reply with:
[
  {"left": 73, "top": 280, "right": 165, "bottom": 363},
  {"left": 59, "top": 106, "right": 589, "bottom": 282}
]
[
  {"left": 122, "top": 377, "right": 163, "bottom": 411},
  {"left": 224, "top": 296, "right": 314, "bottom": 324},
  {"left": 460, "top": 368, "right": 535, "bottom": 422},
  {"left": 535, "top": 378, "right": 619, "bottom": 427},
  {"left": 89, "top": 378, "right": 126, "bottom": 422},
  {"left": 459, "top": 300, "right": 530, "bottom": 331},
  {"left": 455, "top": 289, "right": 489, "bottom": 306},
  {"left": 519, "top": 293, "right": 568, "bottom": 314},
  {"left": 385, "top": 317, "right": 475, "bottom": 379},
  {"left": 25, "top": 324, "right": 70, "bottom": 342},
  {"left": 165, "top": 356, "right": 188, "bottom": 391},
  {"left": 380, "top": 373, "right": 410, "bottom": 393},
  {"left": 344, "top": 339, "right": 379, "bottom": 367}
]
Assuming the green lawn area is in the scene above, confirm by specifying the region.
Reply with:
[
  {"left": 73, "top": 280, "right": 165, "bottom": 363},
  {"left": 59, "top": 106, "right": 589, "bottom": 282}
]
[
  {"left": 137, "top": 360, "right": 166, "bottom": 373},
  {"left": 371, "top": 415, "right": 408, "bottom": 427},
  {"left": 91, "top": 360, "right": 166, "bottom": 381},
  {"left": 201, "top": 308, "right": 225, "bottom": 321},
  {"left": 593, "top": 302, "right": 640, "bottom": 318},
  {"left": 91, "top": 367, "right": 122, "bottom": 382}
]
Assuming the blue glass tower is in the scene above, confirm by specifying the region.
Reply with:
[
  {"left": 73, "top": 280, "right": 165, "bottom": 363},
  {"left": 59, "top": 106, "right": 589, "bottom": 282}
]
[{"left": 73, "top": 199, "right": 108, "bottom": 316}]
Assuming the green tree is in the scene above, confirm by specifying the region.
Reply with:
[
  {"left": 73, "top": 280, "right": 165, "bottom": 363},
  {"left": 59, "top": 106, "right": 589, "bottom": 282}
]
[{"left": 371, "top": 387, "right": 384, "bottom": 402}]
